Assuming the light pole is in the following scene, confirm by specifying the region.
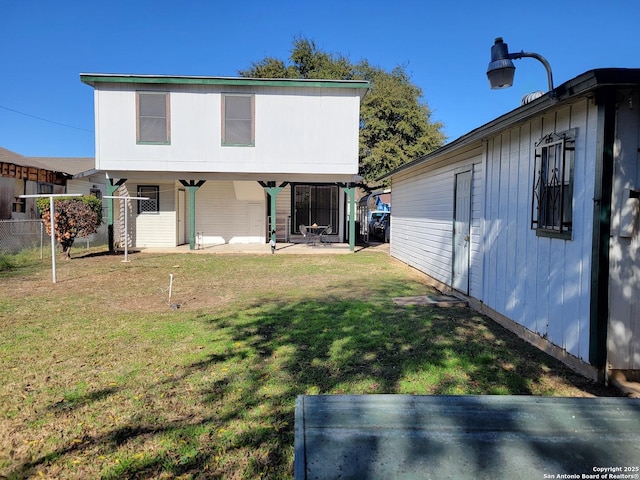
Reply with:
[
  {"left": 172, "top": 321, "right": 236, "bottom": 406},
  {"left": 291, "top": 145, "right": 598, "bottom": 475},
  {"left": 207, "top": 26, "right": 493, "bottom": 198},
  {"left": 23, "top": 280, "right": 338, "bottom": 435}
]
[{"left": 486, "top": 37, "right": 554, "bottom": 92}]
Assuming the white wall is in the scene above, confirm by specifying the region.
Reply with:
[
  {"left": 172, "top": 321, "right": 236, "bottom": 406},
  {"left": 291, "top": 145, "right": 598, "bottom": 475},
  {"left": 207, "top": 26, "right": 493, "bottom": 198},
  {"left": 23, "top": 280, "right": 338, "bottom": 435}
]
[
  {"left": 608, "top": 89, "right": 640, "bottom": 370},
  {"left": 481, "top": 101, "right": 596, "bottom": 362},
  {"left": 94, "top": 84, "right": 360, "bottom": 175},
  {"left": 391, "top": 98, "right": 598, "bottom": 364},
  {"left": 191, "top": 181, "right": 266, "bottom": 245},
  {"left": 113, "top": 182, "right": 176, "bottom": 248},
  {"left": 391, "top": 144, "right": 484, "bottom": 288}
]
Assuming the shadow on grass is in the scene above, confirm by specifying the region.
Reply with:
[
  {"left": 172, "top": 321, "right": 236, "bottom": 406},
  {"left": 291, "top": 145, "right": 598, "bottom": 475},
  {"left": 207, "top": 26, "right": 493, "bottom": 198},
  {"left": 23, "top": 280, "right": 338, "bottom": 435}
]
[
  {"left": 8, "top": 289, "right": 620, "bottom": 479},
  {"left": 48, "top": 386, "right": 120, "bottom": 412}
]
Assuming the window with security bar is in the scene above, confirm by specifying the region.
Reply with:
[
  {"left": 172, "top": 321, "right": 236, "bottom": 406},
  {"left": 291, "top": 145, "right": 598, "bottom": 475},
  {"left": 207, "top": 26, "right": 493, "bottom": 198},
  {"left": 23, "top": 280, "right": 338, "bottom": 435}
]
[
  {"left": 531, "top": 129, "right": 576, "bottom": 239},
  {"left": 137, "top": 185, "right": 159, "bottom": 214}
]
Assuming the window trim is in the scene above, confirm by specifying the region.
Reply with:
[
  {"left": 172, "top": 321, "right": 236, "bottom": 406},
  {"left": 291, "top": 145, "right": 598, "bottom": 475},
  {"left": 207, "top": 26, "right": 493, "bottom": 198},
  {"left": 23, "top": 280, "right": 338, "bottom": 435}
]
[
  {"left": 136, "top": 91, "right": 170, "bottom": 145},
  {"left": 221, "top": 93, "right": 255, "bottom": 146},
  {"left": 531, "top": 128, "right": 576, "bottom": 239},
  {"left": 137, "top": 185, "right": 160, "bottom": 214}
]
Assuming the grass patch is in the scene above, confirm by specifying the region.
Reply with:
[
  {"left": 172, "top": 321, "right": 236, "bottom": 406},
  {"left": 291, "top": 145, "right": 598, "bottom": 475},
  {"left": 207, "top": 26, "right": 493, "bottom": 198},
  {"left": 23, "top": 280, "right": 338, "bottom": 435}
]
[{"left": 0, "top": 248, "right": 617, "bottom": 478}]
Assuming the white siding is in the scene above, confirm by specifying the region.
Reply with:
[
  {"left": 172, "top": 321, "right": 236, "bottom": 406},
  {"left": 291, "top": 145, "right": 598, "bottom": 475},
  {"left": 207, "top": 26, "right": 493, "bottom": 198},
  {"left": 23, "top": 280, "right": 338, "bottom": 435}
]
[
  {"left": 391, "top": 98, "right": 598, "bottom": 364},
  {"left": 390, "top": 144, "right": 483, "bottom": 287},
  {"left": 113, "top": 182, "right": 176, "bottom": 248},
  {"left": 608, "top": 89, "right": 640, "bottom": 370},
  {"left": 94, "top": 84, "right": 360, "bottom": 176},
  {"left": 482, "top": 101, "right": 596, "bottom": 361},
  {"left": 192, "top": 181, "right": 266, "bottom": 245},
  {"left": 469, "top": 163, "right": 484, "bottom": 299}
]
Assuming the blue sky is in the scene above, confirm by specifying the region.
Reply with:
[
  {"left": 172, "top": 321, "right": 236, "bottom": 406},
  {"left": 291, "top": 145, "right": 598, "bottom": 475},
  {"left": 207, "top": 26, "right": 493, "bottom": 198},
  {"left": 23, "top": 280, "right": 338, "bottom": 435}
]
[{"left": 1, "top": 0, "right": 639, "bottom": 158}]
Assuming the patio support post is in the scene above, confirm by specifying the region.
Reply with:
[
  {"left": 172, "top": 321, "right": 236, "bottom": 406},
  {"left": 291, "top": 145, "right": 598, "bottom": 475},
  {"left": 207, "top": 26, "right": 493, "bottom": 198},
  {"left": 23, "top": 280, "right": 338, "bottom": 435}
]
[
  {"left": 179, "top": 180, "right": 206, "bottom": 250},
  {"left": 259, "top": 181, "right": 288, "bottom": 249},
  {"left": 106, "top": 177, "right": 127, "bottom": 253},
  {"left": 340, "top": 183, "right": 357, "bottom": 252}
]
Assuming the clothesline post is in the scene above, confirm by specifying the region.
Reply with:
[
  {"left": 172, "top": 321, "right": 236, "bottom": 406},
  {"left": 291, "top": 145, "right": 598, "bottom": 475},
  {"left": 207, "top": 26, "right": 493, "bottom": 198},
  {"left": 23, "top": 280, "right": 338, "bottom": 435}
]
[
  {"left": 103, "top": 196, "right": 149, "bottom": 262},
  {"left": 19, "top": 193, "right": 82, "bottom": 283}
]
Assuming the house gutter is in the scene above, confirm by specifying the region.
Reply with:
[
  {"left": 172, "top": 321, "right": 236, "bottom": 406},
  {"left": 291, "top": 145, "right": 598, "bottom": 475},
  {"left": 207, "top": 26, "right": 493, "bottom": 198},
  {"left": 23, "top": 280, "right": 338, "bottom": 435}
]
[{"left": 80, "top": 73, "right": 370, "bottom": 98}]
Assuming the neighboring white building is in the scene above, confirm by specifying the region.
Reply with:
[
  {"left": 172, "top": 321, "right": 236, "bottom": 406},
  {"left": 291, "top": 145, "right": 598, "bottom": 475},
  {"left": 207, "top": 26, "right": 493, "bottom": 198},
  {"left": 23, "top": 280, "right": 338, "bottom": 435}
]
[
  {"left": 80, "top": 74, "right": 369, "bottom": 250},
  {"left": 385, "top": 68, "right": 640, "bottom": 382}
]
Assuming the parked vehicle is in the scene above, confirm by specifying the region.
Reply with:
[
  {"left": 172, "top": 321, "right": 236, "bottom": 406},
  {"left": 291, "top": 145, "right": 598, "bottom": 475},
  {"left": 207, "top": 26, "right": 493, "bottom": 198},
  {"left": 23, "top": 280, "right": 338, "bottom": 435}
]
[
  {"left": 370, "top": 212, "right": 390, "bottom": 242},
  {"left": 368, "top": 211, "right": 386, "bottom": 234}
]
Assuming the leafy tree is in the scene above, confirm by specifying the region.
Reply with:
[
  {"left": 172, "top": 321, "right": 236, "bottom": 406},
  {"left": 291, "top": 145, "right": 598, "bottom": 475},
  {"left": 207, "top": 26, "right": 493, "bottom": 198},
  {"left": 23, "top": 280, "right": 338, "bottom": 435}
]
[
  {"left": 37, "top": 196, "right": 103, "bottom": 259},
  {"left": 240, "top": 36, "right": 446, "bottom": 187}
]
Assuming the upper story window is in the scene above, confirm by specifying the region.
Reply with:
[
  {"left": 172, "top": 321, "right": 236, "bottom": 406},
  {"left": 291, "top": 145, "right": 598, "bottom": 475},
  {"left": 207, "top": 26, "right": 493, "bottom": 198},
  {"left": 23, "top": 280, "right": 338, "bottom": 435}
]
[
  {"left": 531, "top": 129, "right": 576, "bottom": 239},
  {"left": 222, "top": 94, "right": 254, "bottom": 146},
  {"left": 137, "top": 92, "right": 170, "bottom": 144},
  {"left": 137, "top": 185, "right": 159, "bottom": 214}
]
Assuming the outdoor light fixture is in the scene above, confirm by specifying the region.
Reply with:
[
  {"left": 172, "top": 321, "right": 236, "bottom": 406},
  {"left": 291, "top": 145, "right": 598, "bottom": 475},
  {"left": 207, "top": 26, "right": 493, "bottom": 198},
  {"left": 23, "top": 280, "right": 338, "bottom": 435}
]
[{"left": 487, "top": 37, "right": 554, "bottom": 92}]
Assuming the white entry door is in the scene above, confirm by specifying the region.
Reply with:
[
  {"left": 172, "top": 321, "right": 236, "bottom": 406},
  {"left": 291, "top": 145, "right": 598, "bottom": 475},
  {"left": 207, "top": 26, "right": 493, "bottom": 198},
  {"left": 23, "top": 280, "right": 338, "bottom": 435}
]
[
  {"left": 178, "top": 189, "right": 186, "bottom": 245},
  {"left": 453, "top": 170, "right": 472, "bottom": 293}
]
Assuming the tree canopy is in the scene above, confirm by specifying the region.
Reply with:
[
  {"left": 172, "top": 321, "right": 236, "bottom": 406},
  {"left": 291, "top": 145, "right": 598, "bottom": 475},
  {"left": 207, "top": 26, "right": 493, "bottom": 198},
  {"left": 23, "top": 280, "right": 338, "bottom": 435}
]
[
  {"left": 239, "top": 36, "right": 446, "bottom": 187},
  {"left": 37, "top": 195, "right": 103, "bottom": 259}
]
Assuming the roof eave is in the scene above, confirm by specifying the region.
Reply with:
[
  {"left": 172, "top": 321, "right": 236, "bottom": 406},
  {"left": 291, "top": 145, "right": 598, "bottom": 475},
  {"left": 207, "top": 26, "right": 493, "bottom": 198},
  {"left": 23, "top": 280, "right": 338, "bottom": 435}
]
[{"left": 79, "top": 73, "right": 370, "bottom": 94}]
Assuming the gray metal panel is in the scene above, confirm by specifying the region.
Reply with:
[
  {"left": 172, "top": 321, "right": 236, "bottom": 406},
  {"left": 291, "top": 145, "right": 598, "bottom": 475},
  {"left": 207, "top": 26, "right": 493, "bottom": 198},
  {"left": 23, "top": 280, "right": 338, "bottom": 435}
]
[{"left": 295, "top": 394, "right": 640, "bottom": 480}]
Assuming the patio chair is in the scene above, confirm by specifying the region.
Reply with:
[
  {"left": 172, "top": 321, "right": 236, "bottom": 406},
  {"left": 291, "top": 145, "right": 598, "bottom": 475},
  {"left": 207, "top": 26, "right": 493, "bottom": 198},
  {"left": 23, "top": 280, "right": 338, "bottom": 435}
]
[
  {"left": 320, "top": 225, "right": 332, "bottom": 244},
  {"left": 300, "top": 224, "right": 321, "bottom": 245},
  {"left": 299, "top": 224, "right": 311, "bottom": 244}
]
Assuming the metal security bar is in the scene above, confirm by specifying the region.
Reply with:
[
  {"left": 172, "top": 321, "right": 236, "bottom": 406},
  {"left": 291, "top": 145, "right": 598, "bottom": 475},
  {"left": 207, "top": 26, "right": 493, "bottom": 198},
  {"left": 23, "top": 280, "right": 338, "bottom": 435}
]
[{"left": 531, "top": 129, "right": 576, "bottom": 238}]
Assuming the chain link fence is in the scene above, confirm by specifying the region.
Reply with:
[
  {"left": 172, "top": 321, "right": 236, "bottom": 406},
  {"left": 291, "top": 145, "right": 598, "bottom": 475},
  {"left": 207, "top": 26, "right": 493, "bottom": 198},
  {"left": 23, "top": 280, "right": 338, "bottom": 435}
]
[{"left": 0, "top": 219, "right": 108, "bottom": 254}]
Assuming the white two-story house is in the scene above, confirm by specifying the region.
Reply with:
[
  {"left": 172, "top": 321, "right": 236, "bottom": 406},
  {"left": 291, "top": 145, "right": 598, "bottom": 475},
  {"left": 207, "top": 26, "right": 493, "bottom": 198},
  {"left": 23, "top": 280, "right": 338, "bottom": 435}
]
[{"left": 80, "top": 74, "right": 368, "bottom": 250}]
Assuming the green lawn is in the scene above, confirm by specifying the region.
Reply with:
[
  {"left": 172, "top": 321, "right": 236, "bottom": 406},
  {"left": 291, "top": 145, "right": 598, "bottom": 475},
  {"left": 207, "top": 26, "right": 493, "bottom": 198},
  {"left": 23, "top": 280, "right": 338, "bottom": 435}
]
[{"left": 0, "top": 248, "right": 616, "bottom": 479}]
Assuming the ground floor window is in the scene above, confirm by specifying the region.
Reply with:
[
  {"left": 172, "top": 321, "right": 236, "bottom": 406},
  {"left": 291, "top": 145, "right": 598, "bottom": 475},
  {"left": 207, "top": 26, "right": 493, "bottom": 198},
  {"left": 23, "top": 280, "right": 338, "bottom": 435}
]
[
  {"left": 531, "top": 129, "right": 575, "bottom": 239},
  {"left": 137, "top": 185, "right": 159, "bottom": 213},
  {"left": 292, "top": 184, "right": 339, "bottom": 234}
]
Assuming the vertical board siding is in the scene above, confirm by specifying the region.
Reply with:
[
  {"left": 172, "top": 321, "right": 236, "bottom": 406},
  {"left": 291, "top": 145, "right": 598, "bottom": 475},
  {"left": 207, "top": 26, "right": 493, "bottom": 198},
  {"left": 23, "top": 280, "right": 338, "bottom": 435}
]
[
  {"left": 608, "top": 89, "right": 640, "bottom": 370},
  {"left": 468, "top": 163, "right": 484, "bottom": 299},
  {"left": 391, "top": 98, "right": 598, "bottom": 364},
  {"left": 513, "top": 124, "right": 532, "bottom": 328},
  {"left": 481, "top": 101, "right": 596, "bottom": 361}
]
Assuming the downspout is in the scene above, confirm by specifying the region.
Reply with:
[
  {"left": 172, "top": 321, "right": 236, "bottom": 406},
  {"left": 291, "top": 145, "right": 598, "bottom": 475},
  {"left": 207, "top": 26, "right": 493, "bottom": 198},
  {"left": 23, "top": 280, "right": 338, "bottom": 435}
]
[{"left": 589, "top": 88, "right": 616, "bottom": 382}]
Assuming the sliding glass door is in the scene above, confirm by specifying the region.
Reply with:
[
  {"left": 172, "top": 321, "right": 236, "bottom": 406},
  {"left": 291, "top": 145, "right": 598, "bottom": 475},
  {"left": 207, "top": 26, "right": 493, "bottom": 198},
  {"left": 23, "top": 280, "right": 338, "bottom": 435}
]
[{"left": 293, "top": 184, "right": 339, "bottom": 234}]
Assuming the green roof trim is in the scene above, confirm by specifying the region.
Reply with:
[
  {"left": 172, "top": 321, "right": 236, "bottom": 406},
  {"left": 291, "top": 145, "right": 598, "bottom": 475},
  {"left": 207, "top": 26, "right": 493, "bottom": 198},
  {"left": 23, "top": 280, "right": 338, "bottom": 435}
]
[{"left": 80, "top": 73, "right": 369, "bottom": 90}]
